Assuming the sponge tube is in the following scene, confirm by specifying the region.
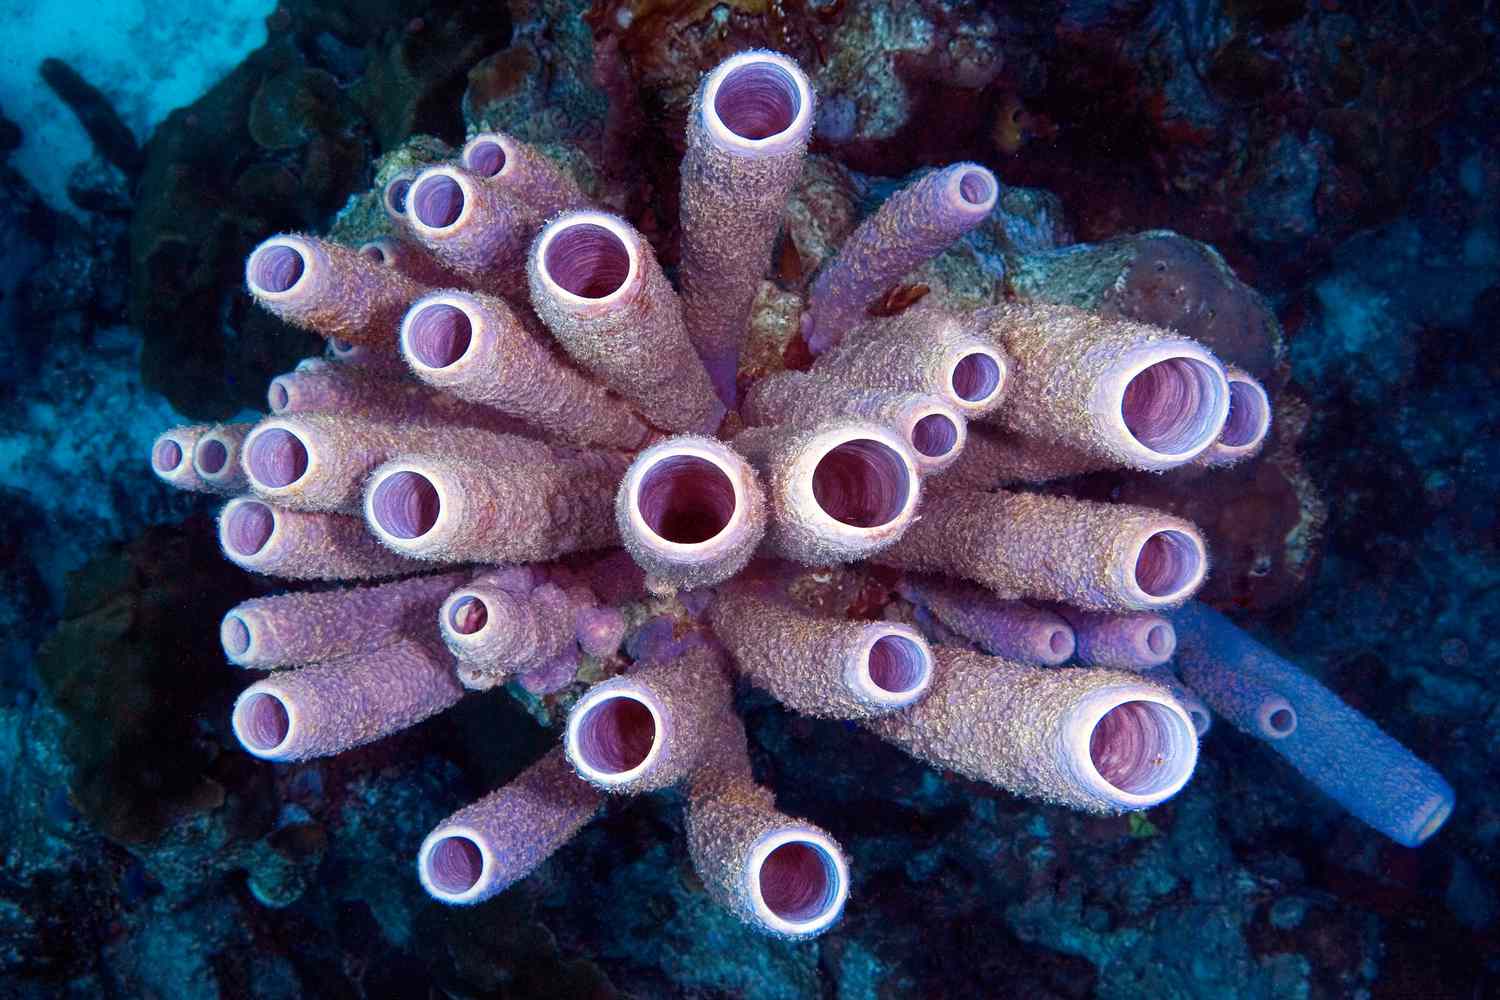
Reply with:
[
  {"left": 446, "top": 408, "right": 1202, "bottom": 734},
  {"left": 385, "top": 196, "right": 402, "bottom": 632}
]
[{"left": 1171, "top": 602, "right": 1453, "bottom": 846}]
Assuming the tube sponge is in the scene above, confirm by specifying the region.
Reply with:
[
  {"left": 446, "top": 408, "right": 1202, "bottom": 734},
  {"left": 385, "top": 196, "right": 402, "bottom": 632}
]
[
  {"left": 1170, "top": 602, "right": 1453, "bottom": 846},
  {"left": 231, "top": 637, "right": 464, "bottom": 762},
  {"left": 222, "top": 572, "right": 467, "bottom": 669},
  {"left": 418, "top": 747, "right": 604, "bottom": 905},
  {"left": 459, "top": 131, "right": 590, "bottom": 222},
  {"left": 529, "top": 210, "right": 725, "bottom": 434},
  {"left": 191, "top": 422, "right": 253, "bottom": 493},
  {"left": 218, "top": 497, "right": 423, "bottom": 580},
  {"left": 564, "top": 643, "right": 733, "bottom": 793},
  {"left": 678, "top": 50, "right": 815, "bottom": 405},
  {"left": 804, "top": 163, "right": 999, "bottom": 354},
  {"left": 615, "top": 436, "right": 767, "bottom": 591},
  {"left": 685, "top": 710, "right": 850, "bottom": 939},
  {"left": 363, "top": 449, "right": 627, "bottom": 564},
  {"left": 708, "top": 585, "right": 933, "bottom": 717},
  {"left": 809, "top": 304, "right": 1008, "bottom": 418},
  {"left": 898, "top": 576, "right": 1075, "bottom": 666},
  {"left": 405, "top": 165, "right": 529, "bottom": 296},
  {"left": 741, "top": 372, "right": 967, "bottom": 474},
  {"left": 245, "top": 234, "right": 426, "bottom": 349},
  {"left": 866, "top": 647, "right": 1199, "bottom": 813},
  {"left": 400, "top": 290, "right": 653, "bottom": 450},
  {"left": 730, "top": 420, "right": 920, "bottom": 565},
  {"left": 973, "top": 301, "right": 1230, "bottom": 471},
  {"left": 1055, "top": 607, "right": 1176, "bottom": 670},
  {"left": 439, "top": 574, "right": 590, "bottom": 690},
  {"left": 877, "top": 489, "right": 1208, "bottom": 612},
  {"left": 934, "top": 427, "right": 1106, "bottom": 490},
  {"left": 1193, "top": 367, "right": 1272, "bottom": 467},
  {"left": 242, "top": 414, "right": 553, "bottom": 514}
]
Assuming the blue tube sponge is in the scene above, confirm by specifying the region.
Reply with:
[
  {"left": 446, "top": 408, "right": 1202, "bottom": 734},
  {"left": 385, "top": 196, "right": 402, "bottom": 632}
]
[{"left": 1171, "top": 602, "right": 1454, "bottom": 847}]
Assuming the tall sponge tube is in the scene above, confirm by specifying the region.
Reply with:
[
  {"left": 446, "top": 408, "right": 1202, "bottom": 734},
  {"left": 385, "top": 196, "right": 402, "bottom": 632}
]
[
  {"left": 1171, "top": 602, "right": 1454, "bottom": 847},
  {"left": 866, "top": 647, "right": 1199, "bottom": 813},
  {"left": 678, "top": 50, "right": 815, "bottom": 406},
  {"left": 417, "top": 748, "right": 604, "bottom": 905}
]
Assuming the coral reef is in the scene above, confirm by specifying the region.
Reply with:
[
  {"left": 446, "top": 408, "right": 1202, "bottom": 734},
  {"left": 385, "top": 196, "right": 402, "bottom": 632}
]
[
  {"left": 149, "top": 40, "right": 1452, "bottom": 947},
  {"left": 3, "top": 0, "right": 1495, "bottom": 995}
]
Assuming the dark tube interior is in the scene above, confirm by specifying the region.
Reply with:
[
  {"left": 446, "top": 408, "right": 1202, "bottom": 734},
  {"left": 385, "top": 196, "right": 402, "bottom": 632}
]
[
  {"left": 544, "top": 223, "right": 630, "bottom": 299},
  {"left": 637, "top": 455, "right": 737, "bottom": 545},
  {"left": 957, "top": 168, "right": 996, "bottom": 205},
  {"left": 411, "top": 174, "right": 465, "bottom": 229},
  {"left": 222, "top": 615, "right": 251, "bottom": 656},
  {"left": 1049, "top": 628, "right": 1073, "bottom": 657},
  {"left": 153, "top": 438, "right": 183, "bottom": 472},
  {"left": 758, "top": 841, "right": 839, "bottom": 924},
  {"left": 1134, "top": 530, "right": 1202, "bottom": 598},
  {"left": 196, "top": 439, "right": 229, "bottom": 475},
  {"left": 407, "top": 302, "right": 473, "bottom": 368},
  {"left": 1268, "top": 707, "right": 1296, "bottom": 734},
  {"left": 811, "top": 439, "right": 910, "bottom": 529},
  {"left": 865, "top": 635, "right": 929, "bottom": 694},
  {"left": 238, "top": 692, "right": 290, "bottom": 751},
  {"left": 1220, "top": 380, "right": 1268, "bottom": 448},
  {"left": 576, "top": 696, "right": 656, "bottom": 774},
  {"left": 249, "top": 244, "right": 305, "bottom": 294},
  {"left": 426, "top": 835, "right": 484, "bottom": 894},
  {"left": 951, "top": 352, "right": 1001, "bottom": 403},
  {"left": 246, "top": 428, "right": 309, "bottom": 489},
  {"left": 371, "top": 471, "right": 441, "bottom": 539},
  {"left": 358, "top": 243, "right": 391, "bottom": 264},
  {"left": 1089, "top": 700, "right": 1188, "bottom": 795},
  {"left": 225, "top": 501, "right": 275, "bottom": 556},
  {"left": 448, "top": 596, "right": 488, "bottom": 635},
  {"left": 1146, "top": 624, "right": 1173, "bottom": 656},
  {"left": 910, "top": 413, "right": 959, "bottom": 457},
  {"left": 385, "top": 176, "right": 413, "bottom": 215},
  {"left": 1121, "top": 357, "right": 1221, "bottom": 454},
  {"left": 714, "top": 60, "right": 802, "bottom": 140},
  {"left": 465, "top": 139, "right": 506, "bottom": 177}
]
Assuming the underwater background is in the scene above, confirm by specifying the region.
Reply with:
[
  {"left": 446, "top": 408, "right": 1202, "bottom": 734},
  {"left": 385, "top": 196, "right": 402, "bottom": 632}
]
[{"left": 0, "top": 0, "right": 1497, "bottom": 997}]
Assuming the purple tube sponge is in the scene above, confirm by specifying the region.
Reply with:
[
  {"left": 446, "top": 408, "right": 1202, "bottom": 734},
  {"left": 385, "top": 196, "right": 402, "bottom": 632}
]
[
  {"left": 878, "top": 489, "right": 1208, "bottom": 612},
  {"left": 899, "top": 576, "right": 1075, "bottom": 666},
  {"left": 528, "top": 210, "right": 725, "bottom": 434},
  {"left": 615, "top": 436, "right": 768, "bottom": 591},
  {"left": 439, "top": 575, "right": 590, "bottom": 690},
  {"left": 1054, "top": 607, "right": 1176, "bottom": 670},
  {"left": 405, "top": 165, "right": 530, "bottom": 297},
  {"left": 867, "top": 647, "right": 1199, "bottom": 813},
  {"left": 742, "top": 372, "right": 967, "bottom": 475},
  {"left": 219, "top": 497, "right": 424, "bottom": 581},
  {"left": 363, "top": 449, "right": 626, "bottom": 564},
  {"left": 418, "top": 747, "right": 604, "bottom": 905},
  {"left": 730, "top": 419, "right": 920, "bottom": 565},
  {"left": 245, "top": 234, "right": 426, "bottom": 349},
  {"left": 401, "top": 289, "right": 653, "bottom": 450},
  {"left": 809, "top": 304, "right": 1008, "bottom": 419},
  {"left": 1171, "top": 602, "right": 1453, "bottom": 846},
  {"left": 804, "top": 163, "right": 999, "bottom": 354},
  {"left": 709, "top": 584, "right": 933, "bottom": 718},
  {"left": 686, "top": 708, "right": 851, "bottom": 939},
  {"left": 564, "top": 644, "right": 733, "bottom": 793},
  {"left": 460, "top": 132, "right": 591, "bottom": 222},
  {"left": 222, "top": 572, "right": 467, "bottom": 669},
  {"left": 678, "top": 50, "right": 815, "bottom": 406},
  {"left": 231, "top": 637, "right": 464, "bottom": 762}
]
